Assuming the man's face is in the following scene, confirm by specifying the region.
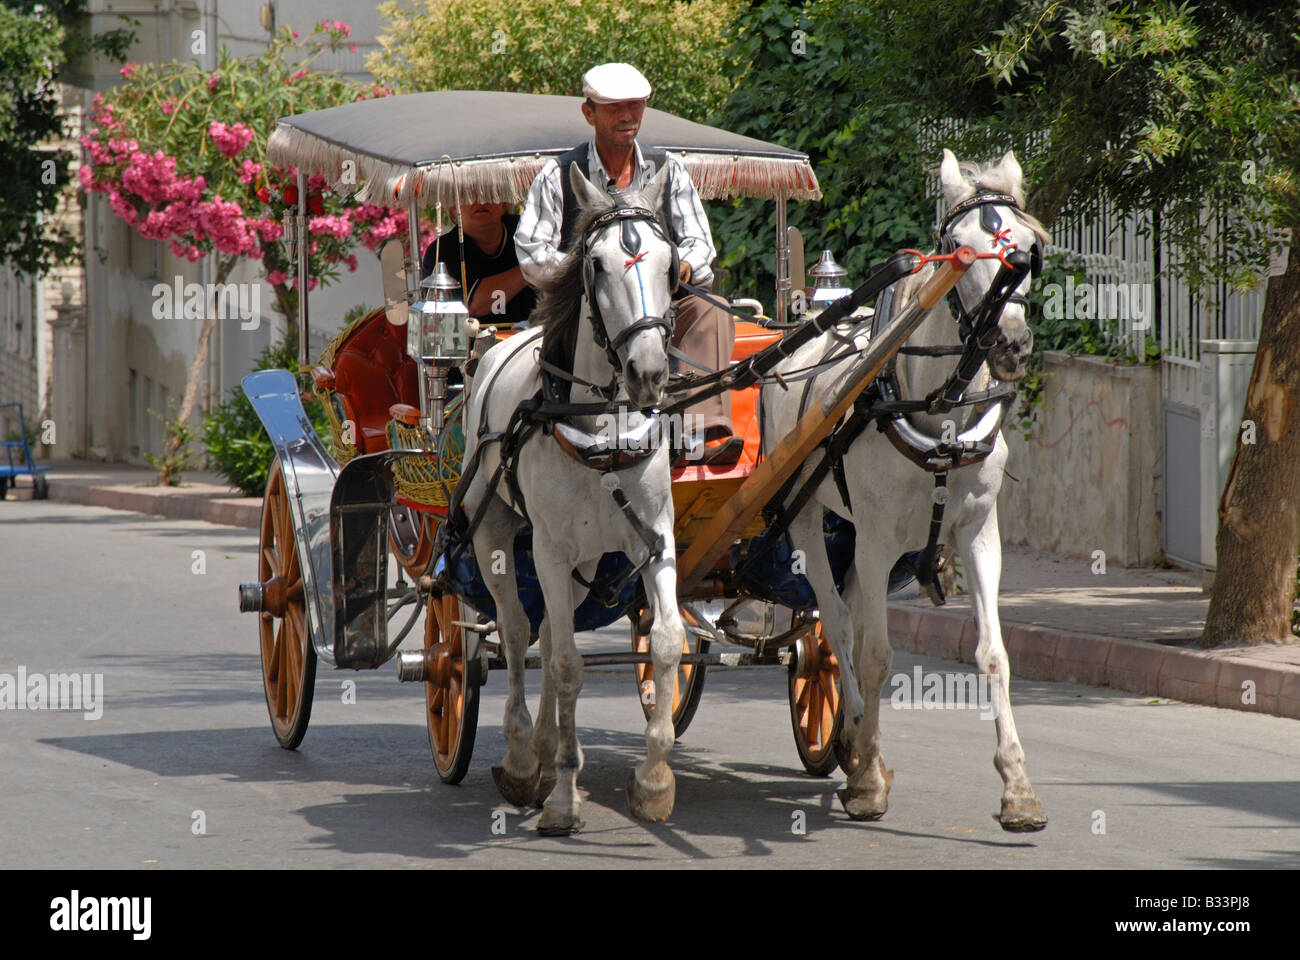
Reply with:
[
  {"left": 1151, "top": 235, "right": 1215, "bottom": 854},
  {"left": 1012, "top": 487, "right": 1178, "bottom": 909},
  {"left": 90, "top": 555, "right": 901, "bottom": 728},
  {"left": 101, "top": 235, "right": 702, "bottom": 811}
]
[
  {"left": 582, "top": 99, "right": 647, "bottom": 151},
  {"left": 457, "top": 202, "right": 509, "bottom": 231}
]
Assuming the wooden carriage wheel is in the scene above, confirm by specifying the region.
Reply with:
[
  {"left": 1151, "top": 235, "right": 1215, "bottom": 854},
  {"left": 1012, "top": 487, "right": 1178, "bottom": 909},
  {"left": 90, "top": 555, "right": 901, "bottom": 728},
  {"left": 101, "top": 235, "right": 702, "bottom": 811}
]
[
  {"left": 787, "top": 619, "right": 845, "bottom": 777},
  {"left": 258, "top": 458, "right": 317, "bottom": 749},
  {"left": 424, "top": 590, "right": 481, "bottom": 784},
  {"left": 631, "top": 606, "right": 709, "bottom": 738}
]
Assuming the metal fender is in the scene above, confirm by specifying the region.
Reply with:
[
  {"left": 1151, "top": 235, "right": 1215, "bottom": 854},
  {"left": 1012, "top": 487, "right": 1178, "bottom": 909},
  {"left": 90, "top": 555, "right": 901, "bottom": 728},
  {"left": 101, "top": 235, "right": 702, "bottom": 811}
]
[{"left": 242, "top": 369, "right": 340, "bottom": 665}]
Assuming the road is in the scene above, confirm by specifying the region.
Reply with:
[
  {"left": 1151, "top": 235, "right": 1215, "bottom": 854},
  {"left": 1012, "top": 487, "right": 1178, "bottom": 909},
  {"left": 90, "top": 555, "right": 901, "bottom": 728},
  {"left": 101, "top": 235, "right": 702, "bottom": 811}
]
[{"left": 1, "top": 500, "right": 1297, "bottom": 868}]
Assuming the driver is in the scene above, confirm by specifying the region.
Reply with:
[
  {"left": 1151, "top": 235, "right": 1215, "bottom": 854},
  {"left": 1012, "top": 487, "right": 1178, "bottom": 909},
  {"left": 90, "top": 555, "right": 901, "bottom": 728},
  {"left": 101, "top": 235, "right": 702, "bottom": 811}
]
[{"left": 515, "top": 62, "right": 743, "bottom": 466}]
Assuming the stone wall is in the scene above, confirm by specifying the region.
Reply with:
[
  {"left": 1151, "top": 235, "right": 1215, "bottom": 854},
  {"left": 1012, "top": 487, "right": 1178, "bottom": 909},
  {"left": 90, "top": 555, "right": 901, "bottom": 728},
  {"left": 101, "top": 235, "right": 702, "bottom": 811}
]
[{"left": 998, "top": 351, "right": 1162, "bottom": 567}]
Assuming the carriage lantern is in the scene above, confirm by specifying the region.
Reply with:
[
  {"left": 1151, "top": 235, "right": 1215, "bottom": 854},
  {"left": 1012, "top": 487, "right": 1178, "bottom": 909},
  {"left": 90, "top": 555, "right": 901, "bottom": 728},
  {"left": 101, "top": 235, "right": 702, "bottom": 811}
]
[
  {"left": 809, "top": 249, "right": 851, "bottom": 315},
  {"left": 410, "top": 262, "right": 472, "bottom": 364},
  {"left": 408, "top": 262, "right": 472, "bottom": 432}
]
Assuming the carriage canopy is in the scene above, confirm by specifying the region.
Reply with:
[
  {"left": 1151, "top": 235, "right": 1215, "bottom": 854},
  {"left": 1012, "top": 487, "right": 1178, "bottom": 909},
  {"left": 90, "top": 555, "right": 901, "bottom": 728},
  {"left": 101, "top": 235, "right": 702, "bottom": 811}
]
[{"left": 267, "top": 90, "right": 822, "bottom": 207}]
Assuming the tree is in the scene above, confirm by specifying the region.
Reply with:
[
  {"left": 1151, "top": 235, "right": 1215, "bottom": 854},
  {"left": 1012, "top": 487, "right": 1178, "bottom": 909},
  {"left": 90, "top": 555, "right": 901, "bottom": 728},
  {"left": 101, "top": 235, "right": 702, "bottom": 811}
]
[
  {"left": 79, "top": 21, "right": 433, "bottom": 480},
  {"left": 0, "top": 1, "right": 134, "bottom": 275},
  {"left": 368, "top": 0, "right": 742, "bottom": 124},
  {"left": 708, "top": 0, "right": 932, "bottom": 298},
  {"left": 824, "top": 0, "right": 1297, "bottom": 647}
]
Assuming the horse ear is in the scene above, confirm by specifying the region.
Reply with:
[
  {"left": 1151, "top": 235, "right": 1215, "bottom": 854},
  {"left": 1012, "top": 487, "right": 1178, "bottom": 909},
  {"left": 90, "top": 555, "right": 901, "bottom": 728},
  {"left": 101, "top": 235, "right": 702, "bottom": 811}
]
[
  {"left": 569, "top": 162, "right": 607, "bottom": 210},
  {"left": 641, "top": 164, "right": 671, "bottom": 215},
  {"left": 938, "top": 148, "right": 968, "bottom": 204},
  {"left": 999, "top": 150, "right": 1024, "bottom": 192}
]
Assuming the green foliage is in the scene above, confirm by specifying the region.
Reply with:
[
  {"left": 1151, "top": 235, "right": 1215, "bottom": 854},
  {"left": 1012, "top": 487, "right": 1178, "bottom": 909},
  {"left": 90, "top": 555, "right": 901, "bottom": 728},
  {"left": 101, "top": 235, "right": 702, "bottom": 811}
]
[
  {"left": 709, "top": 0, "right": 933, "bottom": 301},
  {"left": 145, "top": 399, "right": 201, "bottom": 486},
  {"left": 0, "top": 4, "right": 74, "bottom": 274},
  {"left": 202, "top": 338, "right": 333, "bottom": 498},
  {"left": 370, "top": 0, "right": 741, "bottom": 124},
  {"left": 842, "top": 0, "right": 1299, "bottom": 288}
]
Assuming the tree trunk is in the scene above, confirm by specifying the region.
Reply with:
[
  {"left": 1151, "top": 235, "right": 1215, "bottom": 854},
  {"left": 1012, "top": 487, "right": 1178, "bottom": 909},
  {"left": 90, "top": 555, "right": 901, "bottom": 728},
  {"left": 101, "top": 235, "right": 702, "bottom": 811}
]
[
  {"left": 162, "top": 256, "right": 236, "bottom": 470},
  {"left": 1202, "top": 227, "right": 1300, "bottom": 647}
]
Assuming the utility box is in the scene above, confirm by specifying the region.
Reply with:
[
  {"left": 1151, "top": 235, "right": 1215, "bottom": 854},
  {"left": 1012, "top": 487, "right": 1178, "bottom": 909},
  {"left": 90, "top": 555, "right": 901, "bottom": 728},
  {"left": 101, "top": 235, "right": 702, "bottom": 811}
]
[{"left": 1198, "top": 340, "right": 1257, "bottom": 568}]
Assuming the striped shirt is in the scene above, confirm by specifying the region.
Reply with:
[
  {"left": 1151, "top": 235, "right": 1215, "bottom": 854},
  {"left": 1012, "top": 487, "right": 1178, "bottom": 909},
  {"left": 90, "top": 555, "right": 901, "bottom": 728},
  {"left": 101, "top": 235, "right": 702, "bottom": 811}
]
[{"left": 515, "top": 137, "right": 717, "bottom": 288}]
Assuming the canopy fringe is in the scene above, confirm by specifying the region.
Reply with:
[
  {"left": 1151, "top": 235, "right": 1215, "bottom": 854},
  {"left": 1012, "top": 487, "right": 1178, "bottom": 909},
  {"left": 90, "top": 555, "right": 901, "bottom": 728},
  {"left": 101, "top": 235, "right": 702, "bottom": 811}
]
[{"left": 268, "top": 124, "right": 822, "bottom": 206}]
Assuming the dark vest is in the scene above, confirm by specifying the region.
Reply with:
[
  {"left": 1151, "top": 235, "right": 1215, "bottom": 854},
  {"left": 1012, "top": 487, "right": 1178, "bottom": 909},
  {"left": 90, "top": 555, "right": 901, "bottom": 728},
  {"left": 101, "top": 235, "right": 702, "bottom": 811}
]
[{"left": 555, "top": 141, "right": 680, "bottom": 253}]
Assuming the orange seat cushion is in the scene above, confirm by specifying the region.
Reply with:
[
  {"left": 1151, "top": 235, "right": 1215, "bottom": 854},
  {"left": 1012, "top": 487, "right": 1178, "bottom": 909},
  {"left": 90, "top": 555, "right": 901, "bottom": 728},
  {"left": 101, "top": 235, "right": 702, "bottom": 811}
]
[{"left": 331, "top": 310, "right": 420, "bottom": 454}]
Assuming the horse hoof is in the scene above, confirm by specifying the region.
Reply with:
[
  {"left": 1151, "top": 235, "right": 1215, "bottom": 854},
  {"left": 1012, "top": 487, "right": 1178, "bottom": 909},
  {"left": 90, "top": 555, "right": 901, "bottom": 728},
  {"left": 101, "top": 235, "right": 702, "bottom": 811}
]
[
  {"left": 627, "top": 773, "right": 675, "bottom": 823},
  {"left": 537, "top": 809, "right": 584, "bottom": 836},
  {"left": 838, "top": 788, "right": 887, "bottom": 821},
  {"left": 492, "top": 766, "right": 538, "bottom": 808},
  {"left": 535, "top": 775, "right": 557, "bottom": 809},
  {"left": 997, "top": 796, "right": 1047, "bottom": 832}
]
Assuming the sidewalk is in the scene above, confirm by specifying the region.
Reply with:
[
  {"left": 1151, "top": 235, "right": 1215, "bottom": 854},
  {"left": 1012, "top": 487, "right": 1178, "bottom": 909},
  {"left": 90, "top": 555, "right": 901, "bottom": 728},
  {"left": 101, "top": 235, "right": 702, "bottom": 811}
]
[
  {"left": 10, "top": 458, "right": 1300, "bottom": 721},
  {"left": 14, "top": 457, "right": 262, "bottom": 528}
]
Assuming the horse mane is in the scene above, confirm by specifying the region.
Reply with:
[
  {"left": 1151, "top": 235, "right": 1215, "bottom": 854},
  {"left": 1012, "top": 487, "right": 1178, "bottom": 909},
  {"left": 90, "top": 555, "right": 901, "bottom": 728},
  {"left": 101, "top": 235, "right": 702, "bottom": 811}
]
[
  {"left": 950, "top": 158, "right": 1052, "bottom": 247},
  {"left": 531, "top": 184, "right": 667, "bottom": 376}
]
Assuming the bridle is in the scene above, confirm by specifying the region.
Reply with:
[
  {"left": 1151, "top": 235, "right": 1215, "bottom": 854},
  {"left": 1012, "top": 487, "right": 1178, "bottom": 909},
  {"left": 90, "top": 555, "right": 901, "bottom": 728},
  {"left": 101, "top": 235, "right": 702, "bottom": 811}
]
[
  {"left": 581, "top": 205, "right": 678, "bottom": 372},
  {"left": 936, "top": 192, "right": 1041, "bottom": 338}
]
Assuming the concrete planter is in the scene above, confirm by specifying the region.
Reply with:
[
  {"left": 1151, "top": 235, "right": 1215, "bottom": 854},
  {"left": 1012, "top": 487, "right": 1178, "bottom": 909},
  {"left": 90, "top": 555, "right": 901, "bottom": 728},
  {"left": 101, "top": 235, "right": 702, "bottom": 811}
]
[{"left": 998, "top": 351, "right": 1161, "bottom": 567}]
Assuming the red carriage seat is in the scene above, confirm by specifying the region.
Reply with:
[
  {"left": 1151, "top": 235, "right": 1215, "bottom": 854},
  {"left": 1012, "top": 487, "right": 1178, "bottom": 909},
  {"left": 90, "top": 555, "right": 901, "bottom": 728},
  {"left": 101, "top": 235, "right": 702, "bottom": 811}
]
[{"left": 328, "top": 309, "right": 420, "bottom": 455}]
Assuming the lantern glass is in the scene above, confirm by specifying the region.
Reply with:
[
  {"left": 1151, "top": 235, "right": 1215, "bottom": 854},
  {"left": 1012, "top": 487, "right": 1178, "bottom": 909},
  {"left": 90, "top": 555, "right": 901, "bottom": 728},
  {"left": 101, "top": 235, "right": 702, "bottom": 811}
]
[{"left": 408, "top": 262, "right": 470, "bottom": 364}]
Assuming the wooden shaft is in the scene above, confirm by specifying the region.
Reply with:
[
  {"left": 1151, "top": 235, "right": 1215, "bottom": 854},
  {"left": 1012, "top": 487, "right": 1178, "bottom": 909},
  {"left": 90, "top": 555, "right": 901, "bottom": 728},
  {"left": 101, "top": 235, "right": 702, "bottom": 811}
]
[{"left": 677, "top": 247, "right": 975, "bottom": 591}]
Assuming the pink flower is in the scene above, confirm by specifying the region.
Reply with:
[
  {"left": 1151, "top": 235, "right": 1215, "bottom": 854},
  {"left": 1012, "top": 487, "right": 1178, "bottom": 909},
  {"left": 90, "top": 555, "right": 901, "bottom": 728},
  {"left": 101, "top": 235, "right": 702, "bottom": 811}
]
[
  {"left": 207, "top": 73, "right": 221, "bottom": 92},
  {"left": 120, "top": 63, "right": 137, "bottom": 78},
  {"left": 292, "top": 30, "right": 300, "bottom": 39},
  {"left": 308, "top": 214, "right": 351, "bottom": 239},
  {"left": 238, "top": 159, "right": 263, "bottom": 186},
  {"left": 161, "top": 101, "right": 174, "bottom": 115},
  {"left": 208, "top": 121, "right": 255, "bottom": 159},
  {"left": 290, "top": 70, "right": 307, "bottom": 82},
  {"left": 267, "top": 270, "right": 289, "bottom": 286}
]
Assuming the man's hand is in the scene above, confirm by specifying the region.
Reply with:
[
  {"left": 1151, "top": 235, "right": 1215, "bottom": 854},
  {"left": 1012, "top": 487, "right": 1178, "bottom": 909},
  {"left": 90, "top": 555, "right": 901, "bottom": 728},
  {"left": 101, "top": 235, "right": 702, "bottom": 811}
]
[{"left": 678, "top": 260, "right": 692, "bottom": 285}]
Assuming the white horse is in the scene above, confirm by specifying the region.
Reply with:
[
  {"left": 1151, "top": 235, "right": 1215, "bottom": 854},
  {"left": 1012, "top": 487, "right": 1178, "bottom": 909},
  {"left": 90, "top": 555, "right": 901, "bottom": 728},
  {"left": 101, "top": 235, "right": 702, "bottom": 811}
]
[
  {"left": 457, "top": 165, "right": 686, "bottom": 834},
  {"left": 761, "top": 149, "right": 1049, "bottom": 831}
]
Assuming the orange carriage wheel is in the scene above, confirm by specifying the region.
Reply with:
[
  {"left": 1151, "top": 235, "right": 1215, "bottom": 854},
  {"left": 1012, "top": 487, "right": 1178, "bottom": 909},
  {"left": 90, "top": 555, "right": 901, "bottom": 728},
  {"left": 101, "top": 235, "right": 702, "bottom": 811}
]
[
  {"left": 257, "top": 458, "right": 317, "bottom": 750},
  {"left": 424, "top": 588, "right": 481, "bottom": 784},
  {"left": 631, "top": 605, "right": 709, "bottom": 738},
  {"left": 787, "top": 618, "right": 846, "bottom": 777}
]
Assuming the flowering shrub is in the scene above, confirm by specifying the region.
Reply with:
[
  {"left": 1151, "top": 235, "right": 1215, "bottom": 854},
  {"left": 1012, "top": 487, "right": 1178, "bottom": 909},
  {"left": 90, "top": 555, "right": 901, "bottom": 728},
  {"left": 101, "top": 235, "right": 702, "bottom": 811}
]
[{"left": 79, "top": 21, "right": 434, "bottom": 479}]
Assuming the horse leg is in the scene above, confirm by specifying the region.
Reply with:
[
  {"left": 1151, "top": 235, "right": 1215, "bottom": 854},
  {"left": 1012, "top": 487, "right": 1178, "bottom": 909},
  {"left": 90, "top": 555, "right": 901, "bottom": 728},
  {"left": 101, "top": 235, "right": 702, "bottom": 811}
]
[
  {"left": 532, "top": 550, "right": 585, "bottom": 835},
  {"left": 531, "top": 615, "right": 558, "bottom": 806},
  {"left": 475, "top": 502, "right": 540, "bottom": 807},
  {"left": 789, "top": 507, "right": 866, "bottom": 739},
  {"left": 952, "top": 500, "right": 1047, "bottom": 832},
  {"left": 628, "top": 555, "right": 685, "bottom": 822},
  {"left": 839, "top": 541, "right": 895, "bottom": 820}
]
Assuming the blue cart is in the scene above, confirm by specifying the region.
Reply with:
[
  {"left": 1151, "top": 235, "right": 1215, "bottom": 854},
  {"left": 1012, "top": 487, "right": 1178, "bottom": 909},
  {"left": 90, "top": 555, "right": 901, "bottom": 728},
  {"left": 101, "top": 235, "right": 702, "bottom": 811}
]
[{"left": 0, "top": 402, "right": 50, "bottom": 500}]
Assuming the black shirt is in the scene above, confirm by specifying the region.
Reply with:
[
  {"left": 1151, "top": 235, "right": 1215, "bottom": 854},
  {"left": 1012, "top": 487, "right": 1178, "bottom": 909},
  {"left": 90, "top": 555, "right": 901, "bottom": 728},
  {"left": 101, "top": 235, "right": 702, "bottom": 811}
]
[{"left": 420, "top": 213, "right": 537, "bottom": 327}]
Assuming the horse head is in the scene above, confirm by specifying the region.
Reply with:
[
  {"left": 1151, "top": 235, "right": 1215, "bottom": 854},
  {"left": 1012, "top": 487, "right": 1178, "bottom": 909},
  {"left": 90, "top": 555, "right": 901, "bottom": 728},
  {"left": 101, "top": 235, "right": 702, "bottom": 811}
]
[
  {"left": 937, "top": 148, "right": 1045, "bottom": 382},
  {"left": 568, "top": 163, "right": 677, "bottom": 409}
]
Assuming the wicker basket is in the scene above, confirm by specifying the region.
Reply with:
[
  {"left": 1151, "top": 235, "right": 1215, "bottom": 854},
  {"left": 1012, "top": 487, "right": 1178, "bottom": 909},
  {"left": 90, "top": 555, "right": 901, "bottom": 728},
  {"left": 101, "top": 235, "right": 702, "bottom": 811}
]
[{"left": 387, "top": 393, "right": 465, "bottom": 507}]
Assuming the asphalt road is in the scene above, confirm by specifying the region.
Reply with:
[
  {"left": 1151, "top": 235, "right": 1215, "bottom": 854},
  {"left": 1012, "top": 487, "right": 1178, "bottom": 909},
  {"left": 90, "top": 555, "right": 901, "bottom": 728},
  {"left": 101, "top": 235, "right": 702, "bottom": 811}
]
[{"left": 1, "top": 500, "right": 1297, "bottom": 869}]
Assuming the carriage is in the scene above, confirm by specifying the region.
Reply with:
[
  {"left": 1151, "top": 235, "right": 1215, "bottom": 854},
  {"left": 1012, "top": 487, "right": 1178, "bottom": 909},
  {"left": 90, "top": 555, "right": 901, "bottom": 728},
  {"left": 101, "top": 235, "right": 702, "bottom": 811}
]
[{"left": 236, "top": 91, "right": 1034, "bottom": 818}]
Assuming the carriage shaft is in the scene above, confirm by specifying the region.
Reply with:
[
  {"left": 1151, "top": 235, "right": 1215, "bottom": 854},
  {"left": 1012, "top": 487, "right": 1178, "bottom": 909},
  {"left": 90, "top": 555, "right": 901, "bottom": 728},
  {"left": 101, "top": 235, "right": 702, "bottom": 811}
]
[{"left": 676, "top": 248, "right": 976, "bottom": 591}]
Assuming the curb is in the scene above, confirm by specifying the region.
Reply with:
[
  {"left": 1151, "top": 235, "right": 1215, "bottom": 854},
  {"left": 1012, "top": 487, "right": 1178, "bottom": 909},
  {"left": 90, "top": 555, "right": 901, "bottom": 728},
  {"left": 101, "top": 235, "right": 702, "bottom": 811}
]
[
  {"left": 47, "top": 479, "right": 260, "bottom": 529},
  {"left": 887, "top": 604, "right": 1300, "bottom": 721}
]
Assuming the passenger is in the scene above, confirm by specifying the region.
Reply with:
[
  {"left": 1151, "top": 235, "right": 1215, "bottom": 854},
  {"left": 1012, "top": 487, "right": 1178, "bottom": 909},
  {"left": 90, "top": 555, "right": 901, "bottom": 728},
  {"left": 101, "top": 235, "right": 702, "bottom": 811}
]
[
  {"left": 422, "top": 202, "right": 537, "bottom": 328},
  {"left": 515, "top": 62, "right": 743, "bottom": 466}
]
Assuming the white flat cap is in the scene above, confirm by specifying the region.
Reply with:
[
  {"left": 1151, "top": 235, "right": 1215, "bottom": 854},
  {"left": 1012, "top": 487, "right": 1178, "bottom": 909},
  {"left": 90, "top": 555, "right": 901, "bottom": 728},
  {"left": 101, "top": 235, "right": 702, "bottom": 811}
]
[{"left": 582, "top": 63, "right": 652, "bottom": 103}]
